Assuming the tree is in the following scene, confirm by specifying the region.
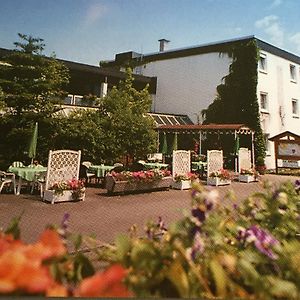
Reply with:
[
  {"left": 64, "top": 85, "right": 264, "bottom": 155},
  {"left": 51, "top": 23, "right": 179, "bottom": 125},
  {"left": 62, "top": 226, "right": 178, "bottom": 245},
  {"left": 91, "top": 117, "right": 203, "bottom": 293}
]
[
  {"left": 202, "top": 40, "right": 266, "bottom": 162},
  {"left": 0, "top": 33, "right": 70, "bottom": 165},
  {"left": 0, "top": 33, "right": 69, "bottom": 118},
  {"left": 101, "top": 68, "right": 157, "bottom": 162}
]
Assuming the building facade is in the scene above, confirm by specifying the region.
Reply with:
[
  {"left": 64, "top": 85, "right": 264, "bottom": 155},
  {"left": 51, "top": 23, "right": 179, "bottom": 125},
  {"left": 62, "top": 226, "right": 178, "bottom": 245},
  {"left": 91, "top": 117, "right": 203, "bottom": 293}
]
[{"left": 104, "top": 36, "right": 300, "bottom": 169}]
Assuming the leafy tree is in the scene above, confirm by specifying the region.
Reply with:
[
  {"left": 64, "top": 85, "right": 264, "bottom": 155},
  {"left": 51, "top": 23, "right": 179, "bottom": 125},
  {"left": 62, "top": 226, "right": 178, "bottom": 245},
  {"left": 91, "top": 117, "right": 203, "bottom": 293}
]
[
  {"left": 101, "top": 68, "right": 157, "bottom": 162},
  {"left": 0, "top": 33, "right": 69, "bottom": 166},
  {"left": 43, "top": 68, "right": 157, "bottom": 165},
  {"left": 202, "top": 40, "right": 266, "bottom": 162}
]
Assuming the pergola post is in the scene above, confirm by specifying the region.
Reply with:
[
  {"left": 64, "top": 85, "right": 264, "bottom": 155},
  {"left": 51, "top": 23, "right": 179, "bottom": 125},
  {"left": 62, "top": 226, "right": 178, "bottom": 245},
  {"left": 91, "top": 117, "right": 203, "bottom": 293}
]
[
  {"left": 251, "top": 131, "right": 255, "bottom": 167},
  {"left": 199, "top": 131, "right": 202, "bottom": 155}
]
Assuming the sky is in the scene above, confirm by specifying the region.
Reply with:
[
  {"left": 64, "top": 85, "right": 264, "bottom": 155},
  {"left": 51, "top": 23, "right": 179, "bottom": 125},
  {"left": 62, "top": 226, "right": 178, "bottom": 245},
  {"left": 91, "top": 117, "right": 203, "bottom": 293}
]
[{"left": 1, "top": 0, "right": 300, "bottom": 66}]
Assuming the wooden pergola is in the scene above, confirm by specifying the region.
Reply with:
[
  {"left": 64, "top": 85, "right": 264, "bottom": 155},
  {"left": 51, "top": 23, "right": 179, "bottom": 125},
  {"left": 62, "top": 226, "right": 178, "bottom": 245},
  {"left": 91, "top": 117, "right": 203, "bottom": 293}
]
[{"left": 156, "top": 123, "right": 255, "bottom": 167}]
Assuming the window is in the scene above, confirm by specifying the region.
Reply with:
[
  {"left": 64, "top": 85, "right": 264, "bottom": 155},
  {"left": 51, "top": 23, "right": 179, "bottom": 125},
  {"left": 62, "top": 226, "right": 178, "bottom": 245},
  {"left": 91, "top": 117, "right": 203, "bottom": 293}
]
[
  {"left": 259, "top": 53, "right": 267, "bottom": 73},
  {"left": 73, "top": 95, "right": 83, "bottom": 106},
  {"left": 292, "top": 99, "right": 299, "bottom": 117},
  {"left": 264, "top": 133, "right": 270, "bottom": 155},
  {"left": 260, "top": 92, "right": 268, "bottom": 112},
  {"left": 290, "top": 64, "right": 297, "bottom": 82},
  {"left": 64, "top": 94, "right": 73, "bottom": 105}
]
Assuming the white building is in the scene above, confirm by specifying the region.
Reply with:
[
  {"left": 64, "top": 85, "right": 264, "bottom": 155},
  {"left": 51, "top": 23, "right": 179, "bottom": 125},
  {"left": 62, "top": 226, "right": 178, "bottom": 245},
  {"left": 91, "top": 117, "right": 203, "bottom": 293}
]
[{"left": 105, "top": 36, "right": 300, "bottom": 169}]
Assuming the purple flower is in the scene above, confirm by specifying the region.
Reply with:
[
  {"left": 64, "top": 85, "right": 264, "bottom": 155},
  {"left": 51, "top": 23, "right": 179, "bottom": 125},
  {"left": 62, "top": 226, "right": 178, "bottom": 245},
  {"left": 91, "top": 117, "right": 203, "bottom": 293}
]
[
  {"left": 191, "top": 207, "right": 206, "bottom": 223},
  {"left": 157, "top": 216, "right": 167, "bottom": 232},
  {"left": 240, "top": 225, "right": 279, "bottom": 260},
  {"left": 61, "top": 212, "right": 70, "bottom": 230},
  {"left": 188, "top": 232, "right": 205, "bottom": 261}
]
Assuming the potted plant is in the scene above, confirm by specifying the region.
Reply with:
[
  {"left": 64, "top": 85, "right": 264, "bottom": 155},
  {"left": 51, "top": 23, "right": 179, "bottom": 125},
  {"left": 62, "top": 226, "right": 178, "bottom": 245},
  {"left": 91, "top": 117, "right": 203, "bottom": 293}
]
[
  {"left": 255, "top": 156, "right": 267, "bottom": 175},
  {"left": 44, "top": 178, "right": 86, "bottom": 204},
  {"left": 105, "top": 170, "right": 173, "bottom": 194},
  {"left": 172, "top": 172, "right": 198, "bottom": 190},
  {"left": 207, "top": 169, "right": 231, "bottom": 186},
  {"left": 239, "top": 168, "right": 258, "bottom": 183}
]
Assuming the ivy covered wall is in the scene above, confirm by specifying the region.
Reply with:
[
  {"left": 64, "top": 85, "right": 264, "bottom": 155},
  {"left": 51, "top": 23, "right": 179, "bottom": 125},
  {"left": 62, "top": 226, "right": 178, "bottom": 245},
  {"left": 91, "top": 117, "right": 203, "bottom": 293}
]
[{"left": 202, "top": 39, "right": 266, "bottom": 163}]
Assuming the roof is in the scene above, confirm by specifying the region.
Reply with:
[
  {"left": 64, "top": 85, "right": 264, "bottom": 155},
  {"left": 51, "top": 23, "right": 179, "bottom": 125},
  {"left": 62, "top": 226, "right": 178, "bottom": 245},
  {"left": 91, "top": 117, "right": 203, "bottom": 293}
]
[
  {"left": 148, "top": 112, "right": 193, "bottom": 126},
  {"left": 269, "top": 131, "right": 300, "bottom": 141},
  {"left": 105, "top": 35, "right": 300, "bottom": 67},
  {"left": 0, "top": 47, "right": 156, "bottom": 84},
  {"left": 157, "top": 123, "right": 254, "bottom": 134}
]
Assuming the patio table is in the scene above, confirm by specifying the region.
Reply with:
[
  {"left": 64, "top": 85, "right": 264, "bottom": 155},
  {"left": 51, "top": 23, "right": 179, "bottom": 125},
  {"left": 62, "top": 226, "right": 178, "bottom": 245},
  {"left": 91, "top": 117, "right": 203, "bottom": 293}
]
[
  {"left": 143, "top": 162, "right": 169, "bottom": 170},
  {"left": 8, "top": 165, "right": 47, "bottom": 195},
  {"left": 88, "top": 165, "right": 114, "bottom": 178}
]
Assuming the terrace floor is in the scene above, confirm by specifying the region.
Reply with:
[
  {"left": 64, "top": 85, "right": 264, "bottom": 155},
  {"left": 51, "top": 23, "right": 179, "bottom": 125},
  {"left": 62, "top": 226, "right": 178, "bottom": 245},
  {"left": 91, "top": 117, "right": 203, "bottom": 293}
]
[{"left": 0, "top": 174, "right": 298, "bottom": 247}]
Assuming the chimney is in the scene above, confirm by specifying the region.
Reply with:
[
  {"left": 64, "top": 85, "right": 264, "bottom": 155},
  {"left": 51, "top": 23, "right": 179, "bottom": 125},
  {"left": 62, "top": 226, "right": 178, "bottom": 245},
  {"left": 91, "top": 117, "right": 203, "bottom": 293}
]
[{"left": 158, "top": 39, "right": 170, "bottom": 52}]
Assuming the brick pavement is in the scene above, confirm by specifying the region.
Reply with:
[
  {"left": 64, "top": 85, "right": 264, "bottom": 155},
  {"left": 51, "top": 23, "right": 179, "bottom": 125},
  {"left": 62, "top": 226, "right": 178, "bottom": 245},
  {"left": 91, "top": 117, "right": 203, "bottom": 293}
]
[{"left": 0, "top": 174, "right": 298, "bottom": 246}]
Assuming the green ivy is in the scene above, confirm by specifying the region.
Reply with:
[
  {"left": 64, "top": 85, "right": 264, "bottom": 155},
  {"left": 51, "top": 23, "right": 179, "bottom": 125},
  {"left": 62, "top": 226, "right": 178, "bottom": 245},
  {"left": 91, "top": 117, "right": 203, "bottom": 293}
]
[{"left": 202, "top": 40, "right": 266, "bottom": 162}]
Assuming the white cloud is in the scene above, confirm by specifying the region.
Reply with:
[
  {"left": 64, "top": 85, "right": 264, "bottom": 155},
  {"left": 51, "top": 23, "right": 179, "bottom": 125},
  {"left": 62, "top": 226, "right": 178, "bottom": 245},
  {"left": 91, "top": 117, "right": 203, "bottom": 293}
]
[
  {"left": 84, "top": 3, "right": 108, "bottom": 26},
  {"left": 289, "top": 33, "right": 300, "bottom": 53},
  {"left": 271, "top": 0, "right": 282, "bottom": 7},
  {"left": 255, "top": 15, "right": 284, "bottom": 47}
]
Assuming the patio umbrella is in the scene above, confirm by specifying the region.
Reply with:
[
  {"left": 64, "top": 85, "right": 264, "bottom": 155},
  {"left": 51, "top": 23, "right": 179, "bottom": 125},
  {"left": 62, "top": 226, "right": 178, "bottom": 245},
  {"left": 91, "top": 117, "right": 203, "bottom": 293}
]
[
  {"left": 234, "top": 135, "right": 240, "bottom": 173},
  {"left": 170, "top": 132, "right": 178, "bottom": 153},
  {"left": 160, "top": 132, "right": 168, "bottom": 154},
  {"left": 234, "top": 135, "right": 240, "bottom": 156},
  {"left": 28, "top": 122, "right": 38, "bottom": 162}
]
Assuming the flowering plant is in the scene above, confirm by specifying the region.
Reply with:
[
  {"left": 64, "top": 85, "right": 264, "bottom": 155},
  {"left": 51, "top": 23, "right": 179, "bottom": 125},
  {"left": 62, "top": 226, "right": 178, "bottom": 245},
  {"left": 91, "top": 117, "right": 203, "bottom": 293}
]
[
  {"left": 2, "top": 180, "right": 300, "bottom": 298},
  {"left": 240, "top": 168, "right": 257, "bottom": 176},
  {"left": 95, "top": 180, "right": 300, "bottom": 298},
  {"left": 50, "top": 178, "right": 85, "bottom": 200},
  {"left": 209, "top": 168, "right": 231, "bottom": 180},
  {"left": 174, "top": 172, "right": 198, "bottom": 182},
  {"left": 111, "top": 169, "right": 171, "bottom": 183},
  {"left": 0, "top": 215, "right": 131, "bottom": 297}
]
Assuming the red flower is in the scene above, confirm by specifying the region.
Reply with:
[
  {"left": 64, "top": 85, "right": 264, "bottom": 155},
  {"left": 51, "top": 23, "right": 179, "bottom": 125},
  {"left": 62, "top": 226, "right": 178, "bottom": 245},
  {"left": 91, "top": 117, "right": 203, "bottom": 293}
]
[{"left": 74, "top": 264, "right": 132, "bottom": 297}]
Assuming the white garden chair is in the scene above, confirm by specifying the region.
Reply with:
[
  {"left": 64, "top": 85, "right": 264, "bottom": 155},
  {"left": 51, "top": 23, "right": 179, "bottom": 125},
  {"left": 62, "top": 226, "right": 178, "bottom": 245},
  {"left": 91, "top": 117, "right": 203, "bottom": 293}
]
[
  {"left": 43, "top": 150, "right": 81, "bottom": 203},
  {"left": 238, "top": 148, "right": 252, "bottom": 173},
  {"left": 0, "top": 171, "right": 16, "bottom": 194},
  {"left": 172, "top": 150, "right": 191, "bottom": 177},
  {"left": 207, "top": 150, "right": 224, "bottom": 186},
  {"left": 238, "top": 148, "right": 255, "bottom": 182},
  {"left": 147, "top": 153, "right": 163, "bottom": 162}
]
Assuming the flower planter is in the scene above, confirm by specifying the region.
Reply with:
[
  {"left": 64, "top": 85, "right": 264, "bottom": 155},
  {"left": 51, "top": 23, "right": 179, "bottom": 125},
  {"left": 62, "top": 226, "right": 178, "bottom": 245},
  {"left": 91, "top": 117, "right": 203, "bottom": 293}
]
[
  {"left": 172, "top": 180, "right": 191, "bottom": 190},
  {"left": 43, "top": 189, "right": 86, "bottom": 204},
  {"left": 105, "top": 175, "right": 173, "bottom": 195},
  {"left": 239, "top": 174, "right": 256, "bottom": 183},
  {"left": 207, "top": 177, "right": 231, "bottom": 186}
]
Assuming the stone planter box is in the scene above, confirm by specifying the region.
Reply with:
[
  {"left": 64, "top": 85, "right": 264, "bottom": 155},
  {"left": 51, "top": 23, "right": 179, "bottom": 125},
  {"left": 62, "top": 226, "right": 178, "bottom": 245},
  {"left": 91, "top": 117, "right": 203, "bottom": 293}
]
[
  {"left": 43, "top": 189, "right": 86, "bottom": 204},
  {"left": 105, "top": 175, "right": 173, "bottom": 195},
  {"left": 172, "top": 180, "right": 191, "bottom": 190},
  {"left": 207, "top": 177, "right": 231, "bottom": 186},
  {"left": 239, "top": 174, "right": 256, "bottom": 183}
]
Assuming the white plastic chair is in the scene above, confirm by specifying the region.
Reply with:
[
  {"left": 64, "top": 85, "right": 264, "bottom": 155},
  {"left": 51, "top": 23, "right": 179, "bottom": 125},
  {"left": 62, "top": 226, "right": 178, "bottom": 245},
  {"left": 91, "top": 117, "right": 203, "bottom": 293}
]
[
  {"left": 207, "top": 150, "right": 224, "bottom": 185},
  {"left": 238, "top": 148, "right": 252, "bottom": 173},
  {"left": 147, "top": 153, "right": 163, "bottom": 162},
  {"left": 0, "top": 171, "right": 16, "bottom": 194},
  {"left": 43, "top": 150, "right": 81, "bottom": 203},
  {"left": 81, "top": 161, "right": 96, "bottom": 183},
  {"left": 11, "top": 161, "right": 24, "bottom": 168},
  {"left": 172, "top": 150, "right": 191, "bottom": 177}
]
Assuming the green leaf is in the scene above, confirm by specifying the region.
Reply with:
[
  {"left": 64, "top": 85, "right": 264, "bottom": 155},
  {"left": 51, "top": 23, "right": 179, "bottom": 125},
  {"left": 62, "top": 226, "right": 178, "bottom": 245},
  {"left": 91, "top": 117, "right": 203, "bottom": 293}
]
[
  {"left": 269, "top": 278, "right": 298, "bottom": 299},
  {"left": 4, "top": 213, "right": 23, "bottom": 239},
  {"left": 237, "top": 258, "right": 260, "bottom": 286},
  {"left": 209, "top": 259, "right": 227, "bottom": 297},
  {"left": 73, "top": 253, "right": 95, "bottom": 281},
  {"left": 115, "top": 234, "right": 131, "bottom": 262},
  {"left": 166, "top": 259, "right": 189, "bottom": 297}
]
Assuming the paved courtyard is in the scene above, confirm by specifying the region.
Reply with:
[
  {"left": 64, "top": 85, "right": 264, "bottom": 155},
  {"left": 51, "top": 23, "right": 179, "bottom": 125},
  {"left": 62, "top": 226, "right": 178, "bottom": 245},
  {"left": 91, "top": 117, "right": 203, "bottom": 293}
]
[{"left": 0, "top": 174, "right": 298, "bottom": 247}]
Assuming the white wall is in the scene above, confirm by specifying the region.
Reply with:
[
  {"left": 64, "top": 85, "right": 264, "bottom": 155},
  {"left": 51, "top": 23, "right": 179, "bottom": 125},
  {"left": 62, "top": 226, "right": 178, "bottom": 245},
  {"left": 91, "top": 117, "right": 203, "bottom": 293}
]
[
  {"left": 136, "top": 49, "right": 300, "bottom": 170},
  {"left": 257, "top": 51, "right": 300, "bottom": 168},
  {"left": 138, "top": 53, "right": 232, "bottom": 123}
]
